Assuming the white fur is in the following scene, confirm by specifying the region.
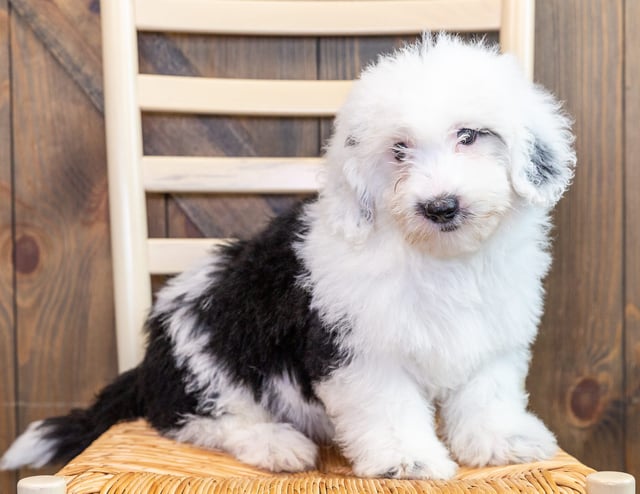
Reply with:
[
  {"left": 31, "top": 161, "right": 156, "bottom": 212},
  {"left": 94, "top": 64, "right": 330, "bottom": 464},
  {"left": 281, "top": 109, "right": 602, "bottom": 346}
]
[
  {"left": 261, "top": 373, "right": 334, "bottom": 442},
  {"left": 172, "top": 36, "right": 572, "bottom": 478},
  {"left": 0, "top": 421, "right": 57, "bottom": 470},
  {"left": 315, "top": 358, "right": 458, "bottom": 479},
  {"left": 169, "top": 414, "right": 318, "bottom": 472},
  {"left": 294, "top": 35, "right": 574, "bottom": 478},
  {"left": 441, "top": 353, "right": 558, "bottom": 466}
]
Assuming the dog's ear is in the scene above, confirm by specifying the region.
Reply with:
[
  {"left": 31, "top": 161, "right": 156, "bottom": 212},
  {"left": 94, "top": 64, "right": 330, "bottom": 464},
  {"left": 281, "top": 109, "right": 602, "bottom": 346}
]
[
  {"left": 510, "top": 88, "right": 576, "bottom": 208},
  {"left": 321, "top": 134, "right": 376, "bottom": 243}
]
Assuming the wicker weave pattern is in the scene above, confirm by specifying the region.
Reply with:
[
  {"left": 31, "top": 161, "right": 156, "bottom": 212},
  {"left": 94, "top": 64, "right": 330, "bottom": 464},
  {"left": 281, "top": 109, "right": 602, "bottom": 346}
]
[{"left": 56, "top": 420, "right": 594, "bottom": 494}]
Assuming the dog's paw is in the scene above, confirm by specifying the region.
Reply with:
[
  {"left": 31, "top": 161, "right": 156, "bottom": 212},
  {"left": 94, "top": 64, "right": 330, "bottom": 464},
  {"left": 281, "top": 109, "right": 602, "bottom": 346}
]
[
  {"left": 352, "top": 448, "right": 458, "bottom": 480},
  {"left": 451, "top": 412, "right": 558, "bottom": 467},
  {"left": 228, "top": 422, "right": 318, "bottom": 472}
]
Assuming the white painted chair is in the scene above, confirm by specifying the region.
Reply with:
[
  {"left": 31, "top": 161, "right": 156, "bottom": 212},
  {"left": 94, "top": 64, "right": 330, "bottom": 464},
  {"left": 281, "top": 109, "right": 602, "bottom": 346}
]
[
  {"left": 104, "top": 0, "right": 535, "bottom": 374},
  {"left": 17, "top": 0, "right": 634, "bottom": 492}
]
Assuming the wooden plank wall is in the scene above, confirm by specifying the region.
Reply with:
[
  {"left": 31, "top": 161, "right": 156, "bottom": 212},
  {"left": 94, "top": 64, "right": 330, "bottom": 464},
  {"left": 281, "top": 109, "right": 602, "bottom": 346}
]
[
  {"left": 0, "top": 2, "right": 16, "bottom": 493},
  {"left": 528, "top": 0, "right": 626, "bottom": 468},
  {"left": 0, "top": 1, "right": 636, "bottom": 492},
  {"left": 624, "top": 0, "right": 640, "bottom": 479},
  {"left": 9, "top": 1, "right": 116, "bottom": 484}
]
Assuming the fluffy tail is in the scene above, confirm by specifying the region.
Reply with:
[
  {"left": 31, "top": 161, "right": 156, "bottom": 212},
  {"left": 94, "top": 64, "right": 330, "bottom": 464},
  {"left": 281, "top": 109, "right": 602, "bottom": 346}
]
[{"left": 1, "top": 367, "right": 144, "bottom": 470}]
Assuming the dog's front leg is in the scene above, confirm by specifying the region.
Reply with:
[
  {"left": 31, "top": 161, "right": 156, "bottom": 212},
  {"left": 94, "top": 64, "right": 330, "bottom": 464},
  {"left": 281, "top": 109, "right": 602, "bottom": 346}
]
[
  {"left": 315, "top": 359, "right": 457, "bottom": 480},
  {"left": 440, "top": 351, "right": 558, "bottom": 467}
]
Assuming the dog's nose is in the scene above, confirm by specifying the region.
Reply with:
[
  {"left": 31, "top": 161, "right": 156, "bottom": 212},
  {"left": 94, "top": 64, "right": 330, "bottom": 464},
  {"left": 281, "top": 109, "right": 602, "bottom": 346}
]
[{"left": 423, "top": 196, "right": 460, "bottom": 224}]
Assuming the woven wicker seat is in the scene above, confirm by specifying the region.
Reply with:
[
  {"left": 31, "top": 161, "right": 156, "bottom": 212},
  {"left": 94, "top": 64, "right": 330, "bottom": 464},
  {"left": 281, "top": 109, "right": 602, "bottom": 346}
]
[{"left": 56, "top": 420, "right": 594, "bottom": 494}]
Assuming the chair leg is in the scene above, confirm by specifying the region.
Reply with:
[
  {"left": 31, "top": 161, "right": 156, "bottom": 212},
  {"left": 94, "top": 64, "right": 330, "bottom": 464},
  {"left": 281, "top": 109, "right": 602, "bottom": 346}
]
[
  {"left": 17, "top": 475, "right": 66, "bottom": 494},
  {"left": 587, "top": 472, "right": 635, "bottom": 494}
]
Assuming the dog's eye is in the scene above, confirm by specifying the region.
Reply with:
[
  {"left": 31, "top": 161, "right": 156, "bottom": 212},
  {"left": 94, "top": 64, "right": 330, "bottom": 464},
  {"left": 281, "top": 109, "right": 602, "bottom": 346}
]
[
  {"left": 392, "top": 142, "right": 409, "bottom": 162},
  {"left": 457, "top": 129, "right": 478, "bottom": 145}
]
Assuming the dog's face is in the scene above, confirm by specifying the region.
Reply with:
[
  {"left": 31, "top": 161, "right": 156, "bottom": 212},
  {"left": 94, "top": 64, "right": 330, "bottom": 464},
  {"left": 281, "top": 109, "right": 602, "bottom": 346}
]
[{"left": 322, "top": 36, "right": 575, "bottom": 256}]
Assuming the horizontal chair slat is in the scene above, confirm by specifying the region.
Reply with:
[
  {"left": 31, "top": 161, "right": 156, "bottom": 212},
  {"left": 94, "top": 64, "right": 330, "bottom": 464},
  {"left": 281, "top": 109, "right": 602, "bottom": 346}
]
[
  {"left": 135, "top": 0, "right": 501, "bottom": 35},
  {"left": 142, "top": 156, "right": 324, "bottom": 193},
  {"left": 138, "top": 75, "right": 352, "bottom": 116},
  {"left": 148, "top": 238, "right": 228, "bottom": 275}
]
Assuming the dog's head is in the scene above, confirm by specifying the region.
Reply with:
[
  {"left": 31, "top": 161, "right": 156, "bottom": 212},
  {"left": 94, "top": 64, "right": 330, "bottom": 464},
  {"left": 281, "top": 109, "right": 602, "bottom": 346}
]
[{"left": 321, "top": 35, "right": 575, "bottom": 256}]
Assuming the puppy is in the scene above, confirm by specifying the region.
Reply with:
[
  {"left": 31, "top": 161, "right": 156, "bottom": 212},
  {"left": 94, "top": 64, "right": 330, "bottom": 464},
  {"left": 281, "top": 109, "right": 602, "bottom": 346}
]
[{"left": 1, "top": 35, "right": 575, "bottom": 480}]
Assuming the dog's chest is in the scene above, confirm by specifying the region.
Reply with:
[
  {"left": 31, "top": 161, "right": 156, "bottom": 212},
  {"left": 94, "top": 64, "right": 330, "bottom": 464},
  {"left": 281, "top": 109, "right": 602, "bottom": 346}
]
[
  {"left": 348, "top": 260, "right": 522, "bottom": 386},
  {"left": 304, "top": 237, "right": 547, "bottom": 392},
  {"left": 300, "top": 205, "right": 552, "bottom": 392},
  {"left": 395, "top": 272, "right": 539, "bottom": 393}
]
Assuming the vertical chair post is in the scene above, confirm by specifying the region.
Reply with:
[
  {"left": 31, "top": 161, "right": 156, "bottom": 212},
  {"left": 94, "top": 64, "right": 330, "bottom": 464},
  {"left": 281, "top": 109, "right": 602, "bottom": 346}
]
[
  {"left": 499, "top": 0, "right": 535, "bottom": 80},
  {"left": 101, "top": 0, "right": 151, "bottom": 372}
]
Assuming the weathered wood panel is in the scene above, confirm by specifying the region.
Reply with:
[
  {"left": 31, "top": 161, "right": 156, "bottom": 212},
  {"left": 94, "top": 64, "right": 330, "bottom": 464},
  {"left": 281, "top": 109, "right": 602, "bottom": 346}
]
[
  {"left": 10, "top": 0, "right": 103, "bottom": 112},
  {"left": 54, "top": 0, "right": 102, "bottom": 57},
  {"left": 0, "top": 1, "right": 16, "bottom": 492},
  {"left": 139, "top": 35, "right": 319, "bottom": 240},
  {"left": 10, "top": 7, "right": 116, "bottom": 477},
  {"left": 624, "top": 0, "right": 640, "bottom": 481},
  {"left": 528, "top": 0, "right": 625, "bottom": 471}
]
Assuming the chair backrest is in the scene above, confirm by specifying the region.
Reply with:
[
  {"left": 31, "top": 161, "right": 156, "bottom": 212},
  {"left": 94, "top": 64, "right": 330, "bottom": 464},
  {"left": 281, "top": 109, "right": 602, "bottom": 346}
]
[{"left": 100, "top": 0, "right": 535, "bottom": 372}]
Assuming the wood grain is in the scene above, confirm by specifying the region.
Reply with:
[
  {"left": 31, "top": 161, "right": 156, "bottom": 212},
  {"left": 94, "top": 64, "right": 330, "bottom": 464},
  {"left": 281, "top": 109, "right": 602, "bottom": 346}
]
[
  {"left": 528, "top": 0, "right": 625, "bottom": 471},
  {"left": 0, "top": 1, "right": 16, "bottom": 492},
  {"left": 10, "top": 0, "right": 103, "bottom": 112},
  {"left": 10, "top": 7, "right": 116, "bottom": 473},
  {"left": 140, "top": 35, "right": 319, "bottom": 240},
  {"left": 54, "top": 0, "right": 102, "bottom": 58},
  {"left": 624, "top": 0, "right": 640, "bottom": 481}
]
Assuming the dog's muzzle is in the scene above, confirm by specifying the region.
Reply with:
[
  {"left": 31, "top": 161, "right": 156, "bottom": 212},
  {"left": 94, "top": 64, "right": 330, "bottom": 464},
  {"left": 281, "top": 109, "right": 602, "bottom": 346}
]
[{"left": 420, "top": 195, "right": 460, "bottom": 225}]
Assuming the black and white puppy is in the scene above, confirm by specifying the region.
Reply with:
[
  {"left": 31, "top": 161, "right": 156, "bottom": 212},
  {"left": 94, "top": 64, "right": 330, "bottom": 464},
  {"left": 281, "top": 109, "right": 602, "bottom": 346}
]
[{"left": 1, "top": 35, "right": 575, "bottom": 480}]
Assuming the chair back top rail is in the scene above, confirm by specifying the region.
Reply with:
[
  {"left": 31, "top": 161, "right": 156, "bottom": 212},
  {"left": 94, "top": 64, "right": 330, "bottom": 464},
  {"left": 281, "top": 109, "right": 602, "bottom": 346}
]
[{"left": 134, "top": 0, "right": 502, "bottom": 35}]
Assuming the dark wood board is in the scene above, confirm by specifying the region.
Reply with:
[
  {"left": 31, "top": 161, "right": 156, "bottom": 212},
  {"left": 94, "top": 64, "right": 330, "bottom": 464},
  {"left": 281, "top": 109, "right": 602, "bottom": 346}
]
[
  {"left": 0, "top": 1, "right": 16, "bottom": 492},
  {"left": 624, "top": 0, "right": 640, "bottom": 480},
  {"left": 10, "top": 0, "right": 103, "bottom": 112},
  {"left": 528, "top": 0, "right": 625, "bottom": 471},
  {"left": 10, "top": 8, "right": 116, "bottom": 476}
]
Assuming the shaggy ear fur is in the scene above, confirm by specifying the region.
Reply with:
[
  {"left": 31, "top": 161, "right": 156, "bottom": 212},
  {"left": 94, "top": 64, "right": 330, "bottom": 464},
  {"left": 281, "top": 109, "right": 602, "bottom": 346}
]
[
  {"left": 510, "top": 85, "right": 576, "bottom": 208},
  {"left": 320, "top": 132, "right": 376, "bottom": 244}
]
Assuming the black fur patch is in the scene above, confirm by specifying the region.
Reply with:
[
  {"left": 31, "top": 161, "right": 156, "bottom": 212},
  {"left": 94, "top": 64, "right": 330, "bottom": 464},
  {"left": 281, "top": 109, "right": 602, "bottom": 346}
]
[
  {"left": 41, "top": 368, "right": 144, "bottom": 464},
  {"left": 140, "top": 318, "right": 201, "bottom": 431},
  {"left": 345, "top": 135, "right": 358, "bottom": 147},
  {"left": 527, "top": 138, "right": 558, "bottom": 186},
  {"left": 359, "top": 203, "right": 374, "bottom": 224},
  {"left": 185, "top": 202, "right": 347, "bottom": 402}
]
